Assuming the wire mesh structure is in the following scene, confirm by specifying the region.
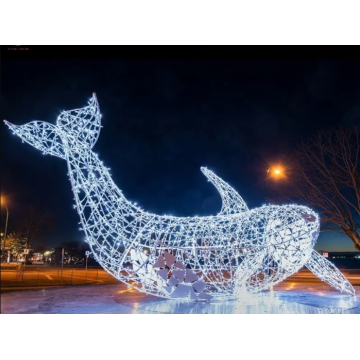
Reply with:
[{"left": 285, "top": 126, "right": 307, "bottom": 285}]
[{"left": 4, "top": 93, "right": 355, "bottom": 300}]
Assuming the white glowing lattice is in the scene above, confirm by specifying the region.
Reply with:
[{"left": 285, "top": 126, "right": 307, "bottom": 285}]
[{"left": 4, "top": 94, "right": 355, "bottom": 299}]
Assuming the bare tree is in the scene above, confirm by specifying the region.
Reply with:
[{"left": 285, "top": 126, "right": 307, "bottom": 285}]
[
  {"left": 272, "top": 127, "right": 360, "bottom": 250},
  {"left": 17, "top": 208, "right": 52, "bottom": 249}
]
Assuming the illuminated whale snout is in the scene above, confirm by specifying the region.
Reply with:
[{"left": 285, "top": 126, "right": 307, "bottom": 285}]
[{"left": 266, "top": 206, "right": 320, "bottom": 272}]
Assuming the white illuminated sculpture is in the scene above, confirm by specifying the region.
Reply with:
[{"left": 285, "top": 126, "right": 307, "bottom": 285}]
[{"left": 4, "top": 94, "right": 355, "bottom": 300}]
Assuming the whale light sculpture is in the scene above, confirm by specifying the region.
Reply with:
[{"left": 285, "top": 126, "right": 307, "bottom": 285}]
[{"left": 4, "top": 94, "right": 355, "bottom": 299}]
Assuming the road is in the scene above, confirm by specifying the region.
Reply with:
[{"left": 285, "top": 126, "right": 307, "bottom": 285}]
[
  {"left": 1, "top": 265, "right": 360, "bottom": 293},
  {"left": 1, "top": 265, "right": 118, "bottom": 291}
]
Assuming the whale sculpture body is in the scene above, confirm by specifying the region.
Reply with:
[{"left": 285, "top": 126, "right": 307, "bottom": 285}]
[{"left": 4, "top": 94, "right": 355, "bottom": 299}]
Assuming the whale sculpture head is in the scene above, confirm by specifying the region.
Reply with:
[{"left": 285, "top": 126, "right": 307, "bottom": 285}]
[
  {"left": 4, "top": 93, "right": 101, "bottom": 159},
  {"left": 265, "top": 204, "right": 320, "bottom": 271}
]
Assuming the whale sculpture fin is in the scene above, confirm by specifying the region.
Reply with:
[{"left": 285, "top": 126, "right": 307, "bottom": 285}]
[
  {"left": 200, "top": 167, "right": 249, "bottom": 215},
  {"left": 234, "top": 249, "right": 266, "bottom": 294},
  {"left": 4, "top": 120, "right": 66, "bottom": 159},
  {"left": 306, "top": 250, "right": 355, "bottom": 296}
]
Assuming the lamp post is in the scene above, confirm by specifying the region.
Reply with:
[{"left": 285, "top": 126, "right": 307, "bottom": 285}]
[
  {"left": 265, "top": 167, "right": 272, "bottom": 203},
  {"left": 265, "top": 166, "right": 282, "bottom": 203},
  {"left": 1, "top": 197, "right": 9, "bottom": 263},
  {"left": 265, "top": 166, "right": 283, "bottom": 288}
]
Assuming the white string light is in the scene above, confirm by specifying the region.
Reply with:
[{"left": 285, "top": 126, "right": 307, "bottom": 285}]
[{"left": 4, "top": 93, "right": 355, "bottom": 299}]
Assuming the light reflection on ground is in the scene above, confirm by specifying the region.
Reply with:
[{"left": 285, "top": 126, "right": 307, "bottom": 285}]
[
  {"left": 124, "top": 290, "right": 360, "bottom": 314},
  {"left": 1, "top": 282, "right": 359, "bottom": 314}
]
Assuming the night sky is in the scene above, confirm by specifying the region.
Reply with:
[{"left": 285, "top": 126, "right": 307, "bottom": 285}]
[{"left": 2, "top": 57, "right": 360, "bottom": 250}]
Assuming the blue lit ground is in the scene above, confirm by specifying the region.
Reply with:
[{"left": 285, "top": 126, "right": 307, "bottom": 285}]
[{"left": 1, "top": 278, "right": 359, "bottom": 314}]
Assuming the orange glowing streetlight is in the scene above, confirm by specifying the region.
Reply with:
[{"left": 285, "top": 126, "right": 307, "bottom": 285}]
[{"left": 267, "top": 166, "right": 283, "bottom": 178}]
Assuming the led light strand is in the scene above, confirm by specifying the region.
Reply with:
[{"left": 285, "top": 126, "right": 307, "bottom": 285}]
[{"left": 4, "top": 94, "right": 355, "bottom": 299}]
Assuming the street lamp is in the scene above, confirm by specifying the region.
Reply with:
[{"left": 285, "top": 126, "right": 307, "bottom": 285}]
[
  {"left": 265, "top": 166, "right": 283, "bottom": 203},
  {"left": 1, "top": 196, "right": 9, "bottom": 263},
  {"left": 265, "top": 166, "right": 284, "bottom": 286}
]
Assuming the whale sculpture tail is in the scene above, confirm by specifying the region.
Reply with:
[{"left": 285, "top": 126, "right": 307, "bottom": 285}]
[{"left": 4, "top": 93, "right": 101, "bottom": 159}]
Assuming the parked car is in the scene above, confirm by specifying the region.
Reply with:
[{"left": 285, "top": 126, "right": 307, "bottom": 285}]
[{"left": 73, "top": 260, "right": 84, "bottom": 265}]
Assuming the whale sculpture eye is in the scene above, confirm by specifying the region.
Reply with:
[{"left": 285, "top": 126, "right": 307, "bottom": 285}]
[{"left": 302, "top": 213, "right": 316, "bottom": 222}]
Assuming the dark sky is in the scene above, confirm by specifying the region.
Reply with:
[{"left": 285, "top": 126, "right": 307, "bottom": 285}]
[{"left": 1, "top": 57, "right": 360, "bottom": 250}]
